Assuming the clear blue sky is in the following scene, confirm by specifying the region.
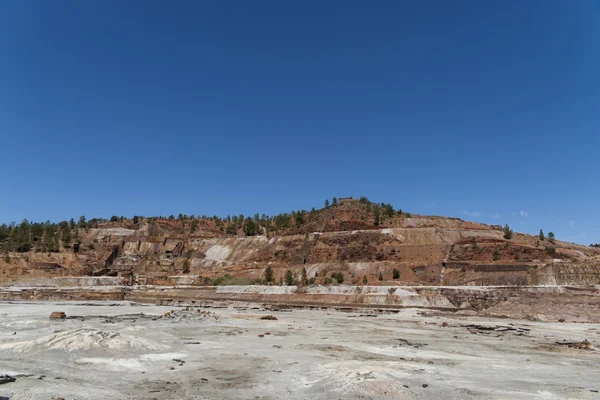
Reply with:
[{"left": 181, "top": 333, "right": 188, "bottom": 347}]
[{"left": 1, "top": 1, "right": 599, "bottom": 244}]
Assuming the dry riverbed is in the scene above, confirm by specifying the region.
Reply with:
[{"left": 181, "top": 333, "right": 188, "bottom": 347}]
[{"left": 0, "top": 301, "right": 599, "bottom": 399}]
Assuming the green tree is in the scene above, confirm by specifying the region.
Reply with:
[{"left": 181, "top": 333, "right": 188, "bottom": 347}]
[
  {"left": 548, "top": 232, "right": 555, "bottom": 242},
  {"left": 471, "top": 237, "right": 478, "bottom": 249},
  {"left": 324, "top": 199, "right": 330, "bottom": 208},
  {"left": 190, "top": 219, "right": 199, "bottom": 233},
  {"left": 378, "top": 271, "right": 384, "bottom": 281},
  {"left": 503, "top": 224, "right": 513, "bottom": 240},
  {"left": 332, "top": 197, "right": 338, "bottom": 206},
  {"left": 301, "top": 267, "right": 308, "bottom": 286},
  {"left": 61, "top": 225, "right": 72, "bottom": 247},
  {"left": 182, "top": 258, "right": 190, "bottom": 274},
  {"left": 539, "top": 229, "right": 545, "bottom": 241},
  {"left": 110, "top": 216, "right": 119, "bottom": 222},
  {"left": 362, "top": 275, "right": 368, "bottom": 284},
  {"left": 69, "top": 218, "right": 76, "bottom": 229},
  {"left": 393, "top": 268, "right": 400, "bottom": 280},
  {"left": 265, "top": 266, "right": 274, "bottom": 283},
  {"left": 373, "top": 207, "right": 381, "bottom": 226},
  {"left": 244, "top": 218, "right": 260, "bottom": 236},
  {"left": 0, "top": 224, "right": 9, "bottom": 242},
  {"left": 78, "top": 216, "right": 86, "bottom": 227},
  {"left": 133, "top": 215, "right": 139, "bottom": 224},
  {"left": 295, "top": 212, "right": 305, "bottom": 227},
  {"left": 285, "top": 269, "right": 294, "bottom": 286},
  {"left": 384, "top": 204, "right": 394, "bottom": 218},
  {"left": 335, "top": 272, "right": 344, "bottom": 284}
]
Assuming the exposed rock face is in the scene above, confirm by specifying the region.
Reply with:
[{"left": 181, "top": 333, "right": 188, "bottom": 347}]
[{"left": 1, "top": 202, "right": 599, "bottom": 286}]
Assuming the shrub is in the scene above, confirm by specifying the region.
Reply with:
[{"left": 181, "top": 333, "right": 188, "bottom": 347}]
[
  {"left": 182, "top": 259, "right": 190, "bottom": 274},
  {"left": 335, "top": 272, "right": 344, "bottom": 284},
  {"left": 492, "top": 248, "right": 501, "bottom": 261},
  {"left": 324, "top": 277, "right": 333, "bottom": 285},
  {"left": 545, "top": 246, "right": 556, "bottom": 255},
  {"left": 471, "top": 237, "right": 478, "bottom": 249},
  {"left": 378, "top": 271, "right": 383, "bottom": 281},
  {"left": 392, "top": 268, "right": 400, "bottom": 280},
  {"left": 362, "top": 275, "right": 368, "bottom": 284}
]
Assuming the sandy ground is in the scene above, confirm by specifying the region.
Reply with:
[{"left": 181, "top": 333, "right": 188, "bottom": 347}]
[{"left": 0, "top": 301, "right": 599, "bottom": 400}]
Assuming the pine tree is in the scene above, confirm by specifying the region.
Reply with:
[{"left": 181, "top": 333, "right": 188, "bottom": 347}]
[
  {"left": 61, "top": 225, "right": 72, "bottom": 247},
  {"left": 324, "top": 199, "right": 330, "bottom": 208},
  {"left": 503, "top": 224, "right": 513, "bottom": 240},
  {"left": 378, "top": 271, "right": 383, "bottom": 281},
  {"left": 539, "top": 229, "right": 545, "bottom": 241},
  {"left": 373, "top": 207, "right": 381, "bottom": 226},
  {"left": 393, "top": 268, "right": 400, "bottom": 279},
  {"left": 285, "top": 269, "right": 294, "bottom": 285},
  {"left": 265, "top": 266, "right": 274, "bottom": 283}
]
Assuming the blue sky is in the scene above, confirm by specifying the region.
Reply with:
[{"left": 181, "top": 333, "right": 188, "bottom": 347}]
[{"left": 1, "top": 1, "right": 599, "bottom": 244}]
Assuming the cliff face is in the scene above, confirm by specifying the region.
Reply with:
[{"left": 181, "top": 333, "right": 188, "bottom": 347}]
[{"left": 1, "top": 202, "right": 599, "bottom": 286}]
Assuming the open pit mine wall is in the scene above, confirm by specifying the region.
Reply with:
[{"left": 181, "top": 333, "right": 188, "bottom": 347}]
[
  {"left": 3, "top": 225, "right": 600, "bottom": 287},
  {"left": 442, "top": 263, "right": 600, "bottom": 286}
]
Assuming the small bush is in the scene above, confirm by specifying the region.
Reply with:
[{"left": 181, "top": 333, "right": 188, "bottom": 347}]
[
  {"left": 324, "top": 277, "right": 333, "bottom": 285},
  {"left": 335, "top": 272, "right": 344, "bottom": 284},
  {"left": 378, "top": 271, "right": 384, "bottom": 281},
  {"left": 393, "top": 268, "right": 400, "bottom": 280},
  {"left": 545, "top": 246, "right": 556, "bottom": 255},
  {"left": 492, "top": 248, "right": 501, "bottom": 261},
  {"left": 362, "top": 275, "right": 368, "bottom": 284},
  {"left": 182, "top": 259, "right": 190, "bottom": 274}
]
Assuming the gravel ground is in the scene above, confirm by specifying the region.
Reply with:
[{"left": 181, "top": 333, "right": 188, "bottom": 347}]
[{"left": 0, "top": 301, "right": 599, "bottom": 399}]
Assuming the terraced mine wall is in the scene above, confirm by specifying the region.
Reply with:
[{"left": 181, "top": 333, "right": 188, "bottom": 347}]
[{"left": 442, "top": 262, "right": 600, "bottom": 286}]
